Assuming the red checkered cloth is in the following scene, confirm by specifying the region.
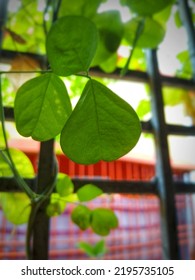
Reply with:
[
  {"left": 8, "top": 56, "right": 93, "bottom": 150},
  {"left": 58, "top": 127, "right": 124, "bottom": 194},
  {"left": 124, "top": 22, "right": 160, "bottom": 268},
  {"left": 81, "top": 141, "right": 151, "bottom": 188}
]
[{"left": 1, "top": 194, "right": 195, "bottom": 260}]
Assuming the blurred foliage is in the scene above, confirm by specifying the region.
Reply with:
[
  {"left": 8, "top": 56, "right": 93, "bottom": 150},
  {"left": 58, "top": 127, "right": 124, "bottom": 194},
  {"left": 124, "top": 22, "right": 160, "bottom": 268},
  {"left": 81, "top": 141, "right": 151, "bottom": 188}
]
[
  {"left": 78, "top": 239, "right": 107, "bottom": 258},
  {"left": 136, "top": 87, "right": 195, "bottom": 125},
  {"left": 176, "top": 50, "right": 192, "bottom": 79},
  {"left": 0, "top": 148, "right": 35, "bottom": 177},
  {"left": 1, "top": 75, "right": 15, "bottom": 107},
  {"left": 2, "top": 0, "right": 177, "bottom": 73},
  {"left": 3, "top": 0, "right": 50, "bottom": 53},
  {"left": 0, "top": 147, "right": 34, "bottom": 224},
  {"left": 2, "top": 0, "right": 194, "bottom": 114}
]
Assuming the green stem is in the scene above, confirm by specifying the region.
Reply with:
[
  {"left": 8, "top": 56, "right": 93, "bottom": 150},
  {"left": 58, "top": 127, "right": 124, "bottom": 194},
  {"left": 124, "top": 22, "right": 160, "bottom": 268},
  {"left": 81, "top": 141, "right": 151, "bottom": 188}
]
[
  {"left": 0, "top": 75, "right": 36, "bottom": 199},
  {"left": 75, "top": 72, "right": 91, "bottom": 79},
  {"left": 26, "top": 0, "right": 62, "bottom": 258},
  {"left": 25, "top": 201, "right": 40, "bottom": 259},
  {"left": 120, "top": 18, "right": 145, "bottom": 77},
  {"left": 25, "top": 157, "right": 58, "bottom": 259}
]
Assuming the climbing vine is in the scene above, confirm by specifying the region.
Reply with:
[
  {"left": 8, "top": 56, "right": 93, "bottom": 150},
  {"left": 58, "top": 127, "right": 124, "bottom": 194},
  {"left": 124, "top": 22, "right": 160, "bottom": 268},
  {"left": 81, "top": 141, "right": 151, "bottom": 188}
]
[{"left": 1, "top": 0, "right": 191, "bottom": 259}]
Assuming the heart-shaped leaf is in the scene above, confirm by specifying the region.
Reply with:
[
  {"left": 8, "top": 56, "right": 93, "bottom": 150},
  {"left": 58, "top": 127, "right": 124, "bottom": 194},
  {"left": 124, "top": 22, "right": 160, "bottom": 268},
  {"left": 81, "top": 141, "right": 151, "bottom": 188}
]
[
  {"left": 14, "top": 73, "right": 72, "bottom": 141},
  {"left": 77, "top": 184, "right": 103, "bottom": 202},
  {"left": 46, "top": 16, "right": 98, "bottom": 76},
  {"left": 46, "top": 193, "right": 67, "bottom": 217},
  {"left": 46, "top": 202, "right": 62, "bottom": 217},
  {"left": 91, "top": 208, "right": 118, "bottom": 236},
  {"left": 60, "top": 79, "right": 141, "bottom": 164},
  {"left": 71, "top": 205, "right": 91, "bottom": 230},
  {"left": 78, "top": 240, "right": 107, "bottom": 257}
]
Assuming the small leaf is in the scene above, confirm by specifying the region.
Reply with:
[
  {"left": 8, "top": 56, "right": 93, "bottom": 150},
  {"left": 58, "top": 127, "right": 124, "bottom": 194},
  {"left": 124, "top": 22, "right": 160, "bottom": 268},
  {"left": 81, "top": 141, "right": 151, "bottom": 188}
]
[
  {"left": 124, "top": 17, "right": 165, "bottom": 49},
  {"left": 46, "top": 202, "right": 62, "bottom": 217},
  {"left": 91, "top": 208, "right": 118, "bottom": 236},
  {"left": 120, "top": 0, "right": 175, "bottom": 16},
  {"left": 174, "top": 10, "right": 183, "bottom": 28},
  {"left": 77, "top": 184, "right": 103, "bottom": 202},
  {"left": 77, "top": 242, "right": 95, "bottom": 257},
  {"left": 60, "top": 79, "right": 141, "bottom": 164},
  {"left": 78, "top": 239, "right": 107, "bottom": 257},
  {"left": 0, "top": 193, "right": 31, "bottom": 225},
  {"left": 176, "top": 50, "right": 192, "bottom": 78},
  {"left": 93, "top": 239, "right": 107, "bottom": 256},
  {"left": 46, "top": 16, "right": 98, "bottom": 76},
  {"left": 71, "top": 205, "right": 91, "bottom": 230},
  {"left": 49, "top": 193, "right": 67, "bottom": 215},
  {"left": 56, "top": 173, "right": 74, "bottom": 197},
  {"left": 14, "top": 73, "right": 72, "bottom": 141},
  {"left": 163, "top": 87, "right": 186, "bottom": 106},
  {"left": 136, "top": 99, "right": 151, "bottom": 119}
]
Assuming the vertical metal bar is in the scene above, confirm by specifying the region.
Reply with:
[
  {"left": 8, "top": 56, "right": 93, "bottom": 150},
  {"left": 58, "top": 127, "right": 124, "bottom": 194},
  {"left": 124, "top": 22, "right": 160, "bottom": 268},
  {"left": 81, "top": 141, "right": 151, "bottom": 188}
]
[
  {"left": 146, "top": 49, "right": 180, "bottom": 259},
  {"left": 0, "top": 0, "right": 8, "bottom": 50},
  {"left": 32, "top": 139, "right": 55, "bottom": 259},
  {"left": 31, "top": 0, "right": 62, "bottom": 260},
  {"left": 178, "top": 0, "right": 195, "bottom": 80}
]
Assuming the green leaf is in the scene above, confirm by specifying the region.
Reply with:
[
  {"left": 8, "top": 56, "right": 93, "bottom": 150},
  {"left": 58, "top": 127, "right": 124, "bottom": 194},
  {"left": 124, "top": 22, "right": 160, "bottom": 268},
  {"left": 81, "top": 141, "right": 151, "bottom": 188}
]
[
  {"left": 59, "top": 0, "right": 106, "bottom": 18},
  {"left": 99, "top": 53, "right": 118, "bottom": 73},
  {"left": 56, "top": 173, "right": 74, "bottom": 197},
  {"left": 14, "top": 73, "right": 72, "bottom": 141},
  {"left": 124, "top": 17, "right": 165, "bottom": 48},
  {"left": 78, "top": 239, "right": 107, "bottom": 257},
  {"left": 91, "top": 11, "right": 124, "bottom": 66},
  {"left": 153, "top": 4, "right": 173, "bottom": 27},
  {"left": 93, "top": 239, "right": 107, "bottom": 256},
  {"left": 163, "top": 87, "right": 186, "bottom": 106},
  {"left": 48, "top": 193, "right": 67, "bottom": 216},
  {"left": 63, "top": 193, "right": 79, "bottom": 203},
  {"left": 77, "top": 242, "right": 95, "bottom": 257},
  {"left": 60, "top": 79, "right": 141, "bottom": 164},
  {"left": 174, "top": 10, "right": 183, "bottom": 28},
  {"left": 46, "top": 202, "right": 62, "bottom": 217},
  {"left": 176, "top": 50, "right": 192, "bottom": 79},
  {"left": 46, "top": 16, "right": 98, "bottom": 76},
  {"left": 77, "top": 184, "right": 103, "bottom": 202},
  {"left": 0, "top": 148, "right": 34, "bottom": 177},
  {"left": 0, "top": 193, "right": 31, "bottom": 225},
  {"left": 136, "top": 99, "right": 151, "bottom": 119},
  {"left": 71, "top": 205, "right": 91, "bottom": 230},
  {"left": 120, "top": 0, "right": 175, "bottom": 16},
  {"left": 91, "top": 208, "right": 118, "bottom": 236}
]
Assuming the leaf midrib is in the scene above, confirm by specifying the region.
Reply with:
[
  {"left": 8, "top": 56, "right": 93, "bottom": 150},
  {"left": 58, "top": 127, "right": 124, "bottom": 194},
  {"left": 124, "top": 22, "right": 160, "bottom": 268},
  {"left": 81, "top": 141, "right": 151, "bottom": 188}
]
[
  {"left": 90, "top": 80, "right": 102, "bottom": 157},
  {"left": 31, "top": 74, "right": 52, "bottom": 137}
]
